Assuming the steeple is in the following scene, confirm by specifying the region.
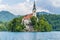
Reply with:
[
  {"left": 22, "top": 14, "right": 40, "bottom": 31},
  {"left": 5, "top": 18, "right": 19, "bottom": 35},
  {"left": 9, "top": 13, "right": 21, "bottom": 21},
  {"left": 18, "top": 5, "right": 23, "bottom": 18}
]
[
  {"left": 32, "top": 0, "right": 36, "bottom": 17},
  {"left": 33, "top": 0, "right": 36, "bottom": 12}
]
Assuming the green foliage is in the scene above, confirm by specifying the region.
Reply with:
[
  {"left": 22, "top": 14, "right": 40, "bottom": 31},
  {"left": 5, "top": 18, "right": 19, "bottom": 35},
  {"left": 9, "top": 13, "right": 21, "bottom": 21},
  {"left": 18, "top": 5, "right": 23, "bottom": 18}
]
[
  {"left": 33, "top": 23, "right": 38, "bottom": 31},
  {"left": 37, "top": 14, "right": 60, "bottom": 31},
  {"left": 0, "top": 22, "right": 8, "bottom": 31},
  {"left": 0, "top": 12, "right": 60, "bottom": 32},
  {"left": 30, "top": 16, "right": 37, "bottom": 25},
  {"left": 31, "top": 16, "right": 52, "bottom": 32},
  {"left": 8, "top": 16, "right": 25, "bottom": 32},
  {"left": 38, "top": 16, "right": 52, "bottom": 32},
  {"left": 30, "top": 16, "right": 39, "bottom": 31}
]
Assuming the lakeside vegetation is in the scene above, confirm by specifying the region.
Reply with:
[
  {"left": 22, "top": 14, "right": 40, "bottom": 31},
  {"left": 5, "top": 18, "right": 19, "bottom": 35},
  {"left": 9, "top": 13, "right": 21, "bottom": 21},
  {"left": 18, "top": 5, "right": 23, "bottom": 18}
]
[
  {"left": 0, "top": 12, "right": 60, "bottom": 32},
  {"left": 30, "top": 16, "right": 52, "bottom": 32},
  {"left": 0, "top": 15, "right": 52, "bottom": 32}
]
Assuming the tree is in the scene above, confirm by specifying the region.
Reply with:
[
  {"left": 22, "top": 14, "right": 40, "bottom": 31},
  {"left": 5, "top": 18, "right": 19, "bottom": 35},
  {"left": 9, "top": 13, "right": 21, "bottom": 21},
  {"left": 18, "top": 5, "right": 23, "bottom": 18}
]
[
  {"left": 30, "top": 16, "right": 38, "bottom": 31},
  {"left": 0, "top": 22, "right": 7, "bottom": 31},
  {"left": 8, "top": 16, "right": 25, "bottom": 32},
  {"left": 38, "top": 16, "right": 52, "bottom": 32},
  {"left": 31, "top": 16, "right": 52, "bottom": 32},
  {"left": 30, "top": 16, "right": 37, "bottom": 25}
]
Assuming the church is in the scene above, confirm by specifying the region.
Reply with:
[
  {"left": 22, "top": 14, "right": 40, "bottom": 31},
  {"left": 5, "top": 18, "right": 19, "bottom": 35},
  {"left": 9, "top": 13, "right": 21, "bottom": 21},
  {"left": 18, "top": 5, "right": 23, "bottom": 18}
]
[{"left": 22, "top": 1, "right": 37, "bottom": 31}]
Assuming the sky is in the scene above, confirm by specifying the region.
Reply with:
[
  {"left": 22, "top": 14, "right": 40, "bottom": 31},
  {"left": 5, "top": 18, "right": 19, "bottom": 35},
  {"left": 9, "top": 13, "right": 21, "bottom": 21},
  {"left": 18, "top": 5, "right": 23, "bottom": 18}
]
[{"left": 0, "top": 0, "right": 60, "bottom": 15}]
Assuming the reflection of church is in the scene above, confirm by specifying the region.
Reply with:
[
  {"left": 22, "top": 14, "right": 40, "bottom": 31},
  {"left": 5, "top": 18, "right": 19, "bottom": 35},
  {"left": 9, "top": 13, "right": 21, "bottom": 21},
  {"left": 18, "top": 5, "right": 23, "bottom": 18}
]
[{"left": 22, "top": 1, "right": 37, "bottom": 31}]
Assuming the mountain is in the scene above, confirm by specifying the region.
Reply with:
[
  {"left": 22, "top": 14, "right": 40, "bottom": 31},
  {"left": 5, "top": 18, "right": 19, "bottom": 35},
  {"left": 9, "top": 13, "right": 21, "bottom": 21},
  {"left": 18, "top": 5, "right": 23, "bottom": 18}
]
[
  {"left": 37, "top": 11, "right": 50, "bottom": 15},
  {"left": 0, "top": 11, "right": 16, "bottom": 22},
  {"left": 36, "top": 11, "right": 51, "bottom": 19},
  {"left": 37, "top": 11, "right": 60, "bottom": 31}
]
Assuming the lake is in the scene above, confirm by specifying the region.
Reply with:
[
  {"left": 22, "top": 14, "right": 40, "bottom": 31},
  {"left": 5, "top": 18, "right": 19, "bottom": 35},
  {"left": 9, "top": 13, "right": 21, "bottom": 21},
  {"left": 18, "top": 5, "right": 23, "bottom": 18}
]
[{"left": 0, "top": 31, "right": 60, "bottom": 40}]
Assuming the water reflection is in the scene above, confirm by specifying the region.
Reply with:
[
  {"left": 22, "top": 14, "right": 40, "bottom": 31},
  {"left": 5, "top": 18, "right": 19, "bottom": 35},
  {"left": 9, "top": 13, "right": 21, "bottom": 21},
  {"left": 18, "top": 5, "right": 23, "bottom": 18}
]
[{"left": 0, "top": 32, "right": 60, "bottom": 40}]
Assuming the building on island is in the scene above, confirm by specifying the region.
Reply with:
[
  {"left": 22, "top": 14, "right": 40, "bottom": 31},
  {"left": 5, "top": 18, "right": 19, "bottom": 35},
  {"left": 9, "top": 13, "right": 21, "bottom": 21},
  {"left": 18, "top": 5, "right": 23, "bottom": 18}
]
[{"left": 22, "top": 1, "right": 37, "bottom": 31}]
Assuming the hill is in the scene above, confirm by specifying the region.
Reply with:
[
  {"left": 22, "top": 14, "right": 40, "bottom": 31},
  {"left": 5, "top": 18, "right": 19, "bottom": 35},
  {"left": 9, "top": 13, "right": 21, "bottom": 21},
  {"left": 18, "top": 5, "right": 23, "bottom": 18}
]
[
  {"left": 0, "top": 11, "right": 16, "bottom": 22},
  {"left": 37, "top": 12, "right": 60, "bottom": 31}
]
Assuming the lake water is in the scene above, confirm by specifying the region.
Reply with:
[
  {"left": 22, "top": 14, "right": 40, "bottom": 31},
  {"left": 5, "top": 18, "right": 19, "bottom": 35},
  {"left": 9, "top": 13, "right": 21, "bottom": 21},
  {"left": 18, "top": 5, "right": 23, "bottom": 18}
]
[{"left": 0, "top": 31, "right": 60, "bottom": 40}]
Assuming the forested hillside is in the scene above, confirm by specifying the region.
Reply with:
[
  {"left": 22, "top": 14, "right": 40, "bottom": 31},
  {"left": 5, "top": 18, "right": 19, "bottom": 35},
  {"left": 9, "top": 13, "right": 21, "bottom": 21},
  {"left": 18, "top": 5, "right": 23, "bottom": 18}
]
[
  {"left": 0, "top": 11, "right": 60, "bottom": 31},
  {"left": 37, "top": 12, "right": 60, "bottom": 31}
]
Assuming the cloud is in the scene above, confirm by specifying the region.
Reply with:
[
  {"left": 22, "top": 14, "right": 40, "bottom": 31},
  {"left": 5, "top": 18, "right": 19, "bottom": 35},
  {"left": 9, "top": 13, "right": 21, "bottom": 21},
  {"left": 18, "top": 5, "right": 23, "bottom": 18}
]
[
  {"left": 0, "top": 1, "right": 33, "bottom": 15},
  {"left": 10, "top": 2, "right": 50, "bottom": 15},
  {"left": 0, "top": 2, "right": 33, "bottom": 15},
  {"left": 11, "top": 2, "right": 33, "bottom": 15},
  {"left": 50, "top": 0, "right": 60, "bottom": 7},
  {"left": 0, "top": 0, "right": 50, "bottom": 15},
  {"left": 37, "top": 7, "right": 50, "bottom": 13},
  {"left": 0, "top": 4, "right": 9, "bottom": 11},
  {"left": 0, "top": 0, "right": 2, "bottom": 4},
  {"left": 26, "top": 0, "right": 30, "bottom": 2}
]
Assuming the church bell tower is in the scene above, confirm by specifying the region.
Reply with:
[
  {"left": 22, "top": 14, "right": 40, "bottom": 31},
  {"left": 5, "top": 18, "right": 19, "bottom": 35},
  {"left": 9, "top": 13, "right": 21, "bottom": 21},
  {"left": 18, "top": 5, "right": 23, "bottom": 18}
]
[{"left": 32, "top": 0, "right": 36, "bottom": 17}]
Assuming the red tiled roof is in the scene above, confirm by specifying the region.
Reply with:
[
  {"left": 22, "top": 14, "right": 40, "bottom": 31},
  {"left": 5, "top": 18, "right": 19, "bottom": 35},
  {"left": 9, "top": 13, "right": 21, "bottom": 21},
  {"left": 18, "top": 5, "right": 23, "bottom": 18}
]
[{"left": 23, "top": 13, "right": 33, "bottom": 20}]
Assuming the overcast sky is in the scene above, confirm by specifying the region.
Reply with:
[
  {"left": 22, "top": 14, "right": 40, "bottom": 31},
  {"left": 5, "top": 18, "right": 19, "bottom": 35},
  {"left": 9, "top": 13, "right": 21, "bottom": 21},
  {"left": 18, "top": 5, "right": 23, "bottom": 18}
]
[{"left": 0, "top": 0, "right": 60, "bottom": 15}]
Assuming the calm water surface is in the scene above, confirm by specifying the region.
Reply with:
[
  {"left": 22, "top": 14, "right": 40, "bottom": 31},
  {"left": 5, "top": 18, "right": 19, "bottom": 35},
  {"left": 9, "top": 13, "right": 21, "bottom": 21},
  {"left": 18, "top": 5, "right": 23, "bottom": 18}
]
[{"left": 0, "top": 31, "right": 60, "bottom": 40}]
